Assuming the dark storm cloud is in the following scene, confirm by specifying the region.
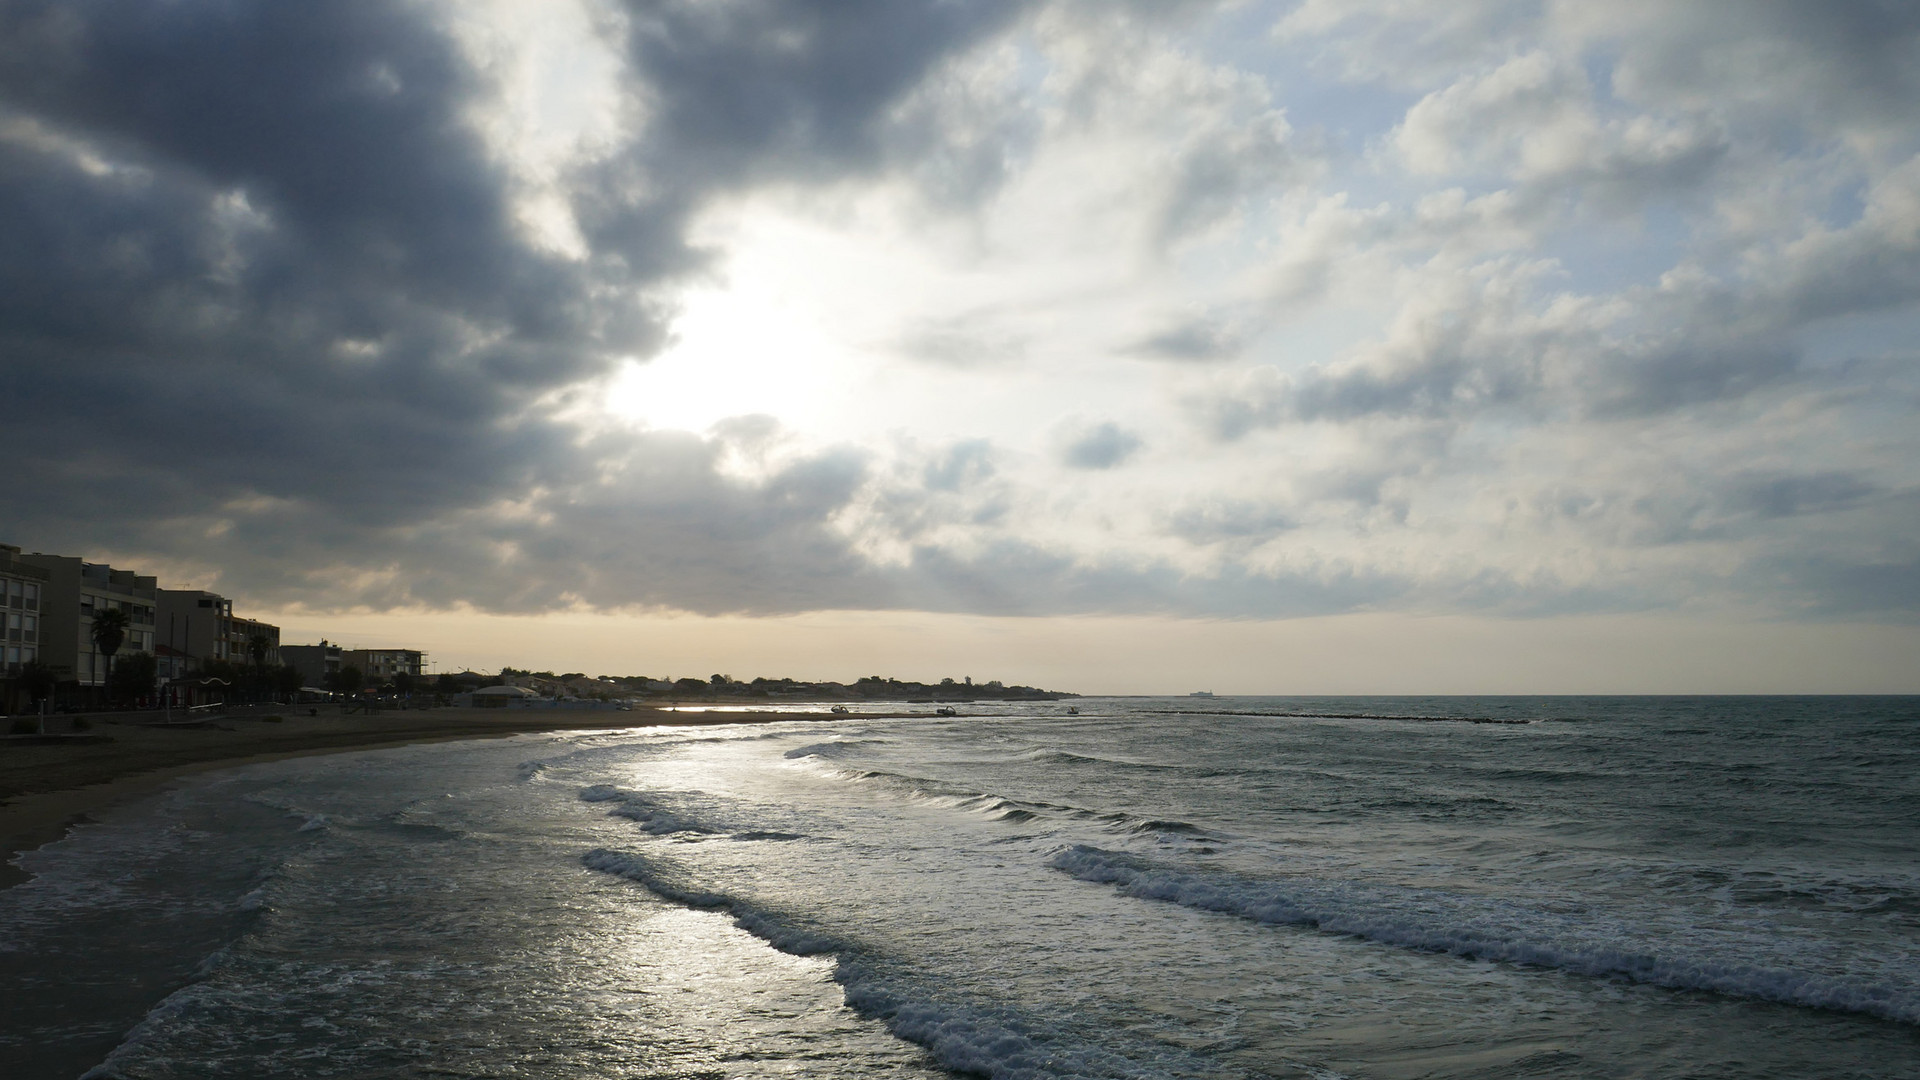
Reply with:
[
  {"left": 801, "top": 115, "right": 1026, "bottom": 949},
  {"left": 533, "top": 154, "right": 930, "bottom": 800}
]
[
  {"left": 0, "top": 0, "right": 650, "bottom": 531},
  {"left": 0, "top": 0, "right": 1042, "bottom": 615},
  {"left": 621, "top": 0, "right": 1029, "bottom": 185}
]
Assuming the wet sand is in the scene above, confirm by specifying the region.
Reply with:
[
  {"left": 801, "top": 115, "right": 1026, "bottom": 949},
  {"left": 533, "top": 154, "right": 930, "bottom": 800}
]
[{"left": 0, "top": 705, "right": 869, "bottom": 889}]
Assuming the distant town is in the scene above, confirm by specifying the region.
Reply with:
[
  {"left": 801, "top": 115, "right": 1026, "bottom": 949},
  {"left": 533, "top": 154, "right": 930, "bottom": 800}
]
[{"left": 0, "top": 543, "right": 1071, "bottom": 716}]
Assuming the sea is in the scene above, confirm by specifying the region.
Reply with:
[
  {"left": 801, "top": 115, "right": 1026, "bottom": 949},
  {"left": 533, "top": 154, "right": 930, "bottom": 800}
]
[{"left": 4, "top": 696, "right": 1918, "bottom": 1079}]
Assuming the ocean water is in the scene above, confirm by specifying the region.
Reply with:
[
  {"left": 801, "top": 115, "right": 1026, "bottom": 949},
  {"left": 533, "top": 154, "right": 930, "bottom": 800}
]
[{"left": 4, "top": 696, "right": 1919, "bottom": 1079}]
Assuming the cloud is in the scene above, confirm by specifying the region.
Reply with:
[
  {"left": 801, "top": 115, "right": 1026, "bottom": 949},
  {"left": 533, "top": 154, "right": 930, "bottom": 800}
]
[
  {"left": 1122, "top": 312, "right": 1247, "bottom": 362},
  {"left": 1059, "top": 422, "right": 1143, "bottom": 470},
  {"left": 2, "top": 0, "right": 1917, "bottom": 629},
  {"left": 894, "top": 314, "right": 1027, "bottom": 368},
  {"left": 0, "top": 0, "right": 1043, "bottom": 616},
  {"left": 1391, "top": 51, "right": 1730, "bottom": 209},
  {"left": 1724, "top": 472, "right": 1881, "bottom": 521},
  {"left": 1164, "top": 499, "right": 1293, "bottom": 544}
]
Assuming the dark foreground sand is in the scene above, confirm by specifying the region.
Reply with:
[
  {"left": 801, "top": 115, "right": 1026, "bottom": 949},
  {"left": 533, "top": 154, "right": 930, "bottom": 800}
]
[{"left": 0, "top": 705, "right": 866, "bottom": 889}]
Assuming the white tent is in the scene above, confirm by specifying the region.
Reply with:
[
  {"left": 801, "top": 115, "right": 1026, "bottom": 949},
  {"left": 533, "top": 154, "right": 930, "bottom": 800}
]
[{"left": 470, "top": 685, "right": 540, "bottom": 707}]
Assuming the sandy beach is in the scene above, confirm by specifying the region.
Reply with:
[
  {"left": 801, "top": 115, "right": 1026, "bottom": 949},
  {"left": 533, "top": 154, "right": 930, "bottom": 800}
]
[{"left": 0, "top": 704, "right": 866, "bottom": 889}]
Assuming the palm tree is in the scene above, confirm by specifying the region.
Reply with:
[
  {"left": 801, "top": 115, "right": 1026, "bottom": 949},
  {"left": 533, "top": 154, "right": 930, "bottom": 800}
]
[
  {"left": 246, "top": 632, "right": 271, "bottom": 702},
  {"left": 89, "top": 606, "right": 130, "bottom": 706}
]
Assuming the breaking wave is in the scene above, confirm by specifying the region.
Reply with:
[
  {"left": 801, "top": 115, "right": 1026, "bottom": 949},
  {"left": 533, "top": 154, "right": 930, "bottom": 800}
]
[
  {"left": 1047, "top": 845, "right": 1920, "bottom": 1025},
  {"left": 583, "top": 848, "right": 1248, "bottom": 1080}
]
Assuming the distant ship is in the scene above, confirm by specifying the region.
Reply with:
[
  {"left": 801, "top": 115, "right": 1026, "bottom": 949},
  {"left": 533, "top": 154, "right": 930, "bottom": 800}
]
[{"left": 1189, "top": 690, "right": 1215, "bottom": 698}]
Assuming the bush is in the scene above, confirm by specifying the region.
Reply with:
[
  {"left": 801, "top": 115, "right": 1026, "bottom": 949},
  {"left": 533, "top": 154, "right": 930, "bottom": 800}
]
[
  {"left": 72, "top": 715, "right": 92, "bottom": 732},
  {"left": 8, "top": 718, "right": 38, "bottom": 734}
]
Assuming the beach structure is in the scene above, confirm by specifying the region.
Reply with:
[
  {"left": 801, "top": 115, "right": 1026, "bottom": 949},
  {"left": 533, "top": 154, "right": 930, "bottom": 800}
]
[
  {"left": 341, "top": 648, "right": 425, "bottom": 683},
  {"left": 471, "top": 684, "right": 539, "bottom": 708},
  {"left": 234, "top": 614, "right": 281, "bottom": 667},
  {"left": 0, "top": 546, "right": 51, "bottom": 712},
  {"left": 11, "top": 547, "right": 158, "bottom": 703},
  {"left": 506, "top": 673, "right": 565, "bottom": 695},
  {"left": 157, "top": 589, "right": 280, "bottom": 673},
  {"left": 281, "top": 641, "right": 344, "bottom": 688}
]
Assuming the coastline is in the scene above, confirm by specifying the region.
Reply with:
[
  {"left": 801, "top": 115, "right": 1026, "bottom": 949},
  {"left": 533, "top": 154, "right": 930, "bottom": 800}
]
[{"left": 0, "top": 705, "right": 883, "bottom": 889}]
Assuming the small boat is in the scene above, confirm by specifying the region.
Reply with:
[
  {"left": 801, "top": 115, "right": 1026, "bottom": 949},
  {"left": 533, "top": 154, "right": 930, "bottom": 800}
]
[
  {"left": 1066, "top": 706, "right": 1079, "bottom": 715},
  {"left": 935, "top": 706, "right": 957, "bottom": 717},
  {"left": 829, "top": 705, "right": 850, "bottom": 714}
]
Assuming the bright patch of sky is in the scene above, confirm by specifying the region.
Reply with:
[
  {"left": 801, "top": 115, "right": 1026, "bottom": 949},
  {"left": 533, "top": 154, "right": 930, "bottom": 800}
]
[
  {"left": 6, "top": 0, "right": 1916, "bottom": 657},
  {"left": 561, "top": 0, "right": 1920, "bottom": 628}
]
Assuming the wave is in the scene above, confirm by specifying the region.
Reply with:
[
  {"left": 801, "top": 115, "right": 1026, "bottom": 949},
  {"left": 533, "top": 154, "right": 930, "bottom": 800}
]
[
  {"left": 1143, "top": 709, "right": 1540, "bottom": 725},
  {"left": 579, "top": 785, "right": 719, "bottom": 837},
  {"left": 1048, "top": 845, "right": 1920, "bottom": 1025},
  {"left": 779, "top": 760, "right": 1227, "bottom": 843},
  {"left": 1124, "top": 819, "right": 1212, "bottom": 837},
  {"left": 583, "top": 848, "right": 1245, "bottom": 1080},
  {"left": 782, "top": 738, "right": 894, "bottom": 760},
  {"left": 783, "top": 760, "right": 1066, "bottom": 820}
]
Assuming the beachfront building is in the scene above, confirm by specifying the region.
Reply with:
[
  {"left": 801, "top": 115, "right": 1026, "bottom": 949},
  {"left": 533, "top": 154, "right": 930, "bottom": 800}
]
[
  {"left": 0, "top": 545, "right": 51, "bottom": 711},
  {"left": 506, "top": 673, "right": 564, "bottom": 696},
  {"left": 232, "top": 614, "right": 281, "bottom": 668},
  {"left": 281, "top": 641, "right": 343, "bottom": 688},
  {"left": 154, "top": 589, "right": 282, "bottom": 672},
  {"left": 12, "top": 548, "right": 158, "bottom": 700},
  {"left": 156, "top": 589, "right": 236, "bottom": 669},
  {"left": 341, "top": 648, "right": 425, "bottom": 684}
]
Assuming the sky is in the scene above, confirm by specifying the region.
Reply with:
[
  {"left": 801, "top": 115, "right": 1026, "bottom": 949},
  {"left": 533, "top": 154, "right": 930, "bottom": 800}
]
[{"left": 2, "top": 0, "right": 1917, "bottom": 692}]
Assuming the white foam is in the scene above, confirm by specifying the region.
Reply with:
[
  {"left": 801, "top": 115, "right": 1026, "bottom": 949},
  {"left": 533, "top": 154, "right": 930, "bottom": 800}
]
[
  {"left": 579, "top": 786, "right": 721, "bottom": 836},
  {"left": 583, "top": 848, "right": 1229, "bottom": 1079},
  {"left": 1048, "top": 846, "right": 1920, "bottom": 1025}
]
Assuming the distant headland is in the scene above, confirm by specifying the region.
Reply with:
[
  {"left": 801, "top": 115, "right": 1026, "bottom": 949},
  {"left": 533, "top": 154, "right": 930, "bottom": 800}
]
[{"left": 483, "top": 669, "right": 1077, "bottom": 704}]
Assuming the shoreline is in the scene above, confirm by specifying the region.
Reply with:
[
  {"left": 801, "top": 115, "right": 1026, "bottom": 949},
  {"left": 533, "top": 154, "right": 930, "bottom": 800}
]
[{"left": 0, "top": 705, "right": 891, "bottom": 889}]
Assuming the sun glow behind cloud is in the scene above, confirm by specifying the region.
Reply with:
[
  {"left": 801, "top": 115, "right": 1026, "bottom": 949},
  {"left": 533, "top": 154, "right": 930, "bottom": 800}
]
[
  {"left": 604, "top": 264, "right": 855, "bottom": 436},
  {"left": 6, "top": 0, "right": 1919, "bottom": 690}
]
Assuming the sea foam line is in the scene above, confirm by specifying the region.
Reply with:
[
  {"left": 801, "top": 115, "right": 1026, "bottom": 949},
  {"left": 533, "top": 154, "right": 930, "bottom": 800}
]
[
  {"left": 582, "top": 848, "right": 1239, "bottom": 1080},
  {"left": 1047, "top": 845, "right": 1920, "bottom": 1026}
]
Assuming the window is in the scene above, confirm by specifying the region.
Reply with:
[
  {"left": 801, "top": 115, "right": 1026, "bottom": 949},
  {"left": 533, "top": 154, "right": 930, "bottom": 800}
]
[
  {"left": 24, "top": 582, "right": 36, "bottom": 610},
  {"left": 6, "top": 580, "right": 19, "bottom": 607}
]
